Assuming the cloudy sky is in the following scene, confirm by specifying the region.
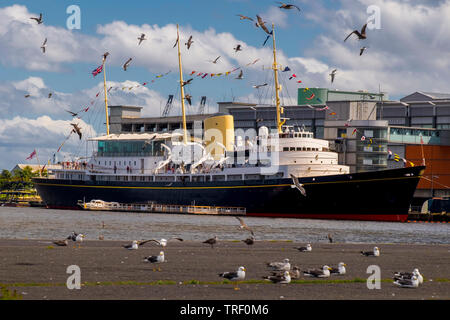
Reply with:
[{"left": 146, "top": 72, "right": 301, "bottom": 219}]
[{"left": 1, "top": 0, "right": 449, "bottom": 170}]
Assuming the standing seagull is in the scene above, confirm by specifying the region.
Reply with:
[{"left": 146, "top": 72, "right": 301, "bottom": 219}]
[
  {"left": 303, "top": 265, "right": 332, "bottom": 278},
  {"left": 264, "top": 270, "right": 291, "bottom": 284},
  {"left": 219, "top": 266, "right": 246, "bottom": 290},
  {"left": 123, "top": 240, "right": 139, "bottom": 250},
  {"left": 52, "top": 239, "right": 68, "bottom": 247},
  {"left": 242, "top": 236, "right": 255, "bottom": 246},
  {"left": 123, "top": 58, "right": 132, "bottom": 71},
  {"left": 277, "top": 2, "right": 301, "bottom": 11},
  {"left": 295, "top": 243, "right": 312, "bottom": 252},
  {"left": 30, "top": 13, "right": 43, "bottom": 24},
  {"left": 329, "top": 69, "right": 337, "bottom": 83},
  {"left": 394, "top": 275, "right": 419, "bottom": 288},
  {"left": 330, "top": 262, "right": 347, "bottom": 275},
  {"left": 143, "top": 251, "right": 165, "bottom": 271},
  {"left": 185, "top": 35, "right": 193, "bottom": 50},
  {"left": 40, "top": 38, "right": 47, "bottom": 53},
  {"left": 67, "top": 232, "right": 85, "bottom": 248},
  {"left": 344, "top": 23, "right": 368, "bottom": 42},
  {"left": 203, "top": 236, "right": 218, "bottom": 248},
  {"left": 267, "top": 258, "right": 291, "bottom": 271},
  {"left": 394, "top": 268, "right": 423, "bottom": 284},
  {"left": 327, "top": 233, "right": 333, "bottom": 243},
  {"left": 137, "top": 33, "right": 147, "bottom": 45},
  {"left": 235, "top": 217, "right": 254, "bottom": 235},
  {"left": 361, "top": 246, "right": 380, "bottom": 257}
]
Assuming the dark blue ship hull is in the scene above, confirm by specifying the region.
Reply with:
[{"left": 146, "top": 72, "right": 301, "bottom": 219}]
[{"left": 33, "top": 166, "right": 425, "bottom": 222}]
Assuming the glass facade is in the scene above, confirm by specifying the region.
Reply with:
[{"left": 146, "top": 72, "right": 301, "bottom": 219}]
[{"left": 97, "top": 140, "right": 163, "bottom": 157}]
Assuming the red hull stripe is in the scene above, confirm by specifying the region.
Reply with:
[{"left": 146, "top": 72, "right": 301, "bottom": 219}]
[{"left": 246, "top": 213, "right": 409, "bottom": 222}]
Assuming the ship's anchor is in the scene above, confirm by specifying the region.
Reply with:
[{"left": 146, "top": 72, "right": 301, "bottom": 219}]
[{"left": 290, "top": 174, "right": 307, "bottom": 197}]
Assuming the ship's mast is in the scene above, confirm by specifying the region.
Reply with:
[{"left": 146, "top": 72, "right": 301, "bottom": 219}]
[
  {"left": 271, "top": 23, "right": 285, "bottom": 134},
  {"left": 102, "top": 54, "right": 110, "bottom": 135},
  {"left": 176, "top": 24, "right": 188, "bottom": 144}
]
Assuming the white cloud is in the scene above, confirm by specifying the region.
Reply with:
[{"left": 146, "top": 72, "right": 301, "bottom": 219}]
[{"left": 0, "top": 116, "right": 96, "bottom": 170}]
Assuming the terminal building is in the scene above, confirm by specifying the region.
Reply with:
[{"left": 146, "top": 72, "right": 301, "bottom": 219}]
[{"left": 108, "top": 89, "right": 450, "bottom": 208}]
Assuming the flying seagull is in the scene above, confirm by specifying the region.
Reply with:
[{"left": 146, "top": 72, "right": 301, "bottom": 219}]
[
  {"left": 184, "top": 94, "right": 192, "bottom": 106},
  {"left": 344, "top": 23, "right": 368, "bottom": 42},
  {"left": 40, "top": 38, "right": 47, "bottom": 53},
  {"left": 235, "top": 70, "right": 244, "bottom": 80},
  {"left": 253, "top": 83, "right": 268, "bottom": 89},
  {"left": 185, "top": 35, "right": 193, "bottom": 49},
  {"left": 143, "top": 251, "right": 165, "bottom": 271},
  {"left": 144, "top": 237, "right": 184, "bottom": 247},
  {"left": 70, "top": 123, "right": 82, "bottom": 140},
  {"left": 394, "top": 268, "right": 423, "bottom": 284},
  {"left": 48, "top": 93, "right": 52, "bottom": 98},
  {"left": 203, "top": 235, "right": 218, "bottom": 248},
  {"left": 329, "top": 69, "right": 337, "bottom": 83},
  {"left": 209, "top": 56, "right": 221, "bottom": 64},
  {"left": 30, "top": 13, "right": 43, "bottom": 24},
  {"left": 290, "top": 174, "right": 306, "bottom": 196},
  {"left": 361, "top": 246, "right": 380, "bottom": 257},
  {"left": 137, "top": 33, "right": 147, "bottom": 45},
  {"left": 303, "top": 265, "right": 332, "bottom": 278},
  {"left": 330, "top": 262, "right": 347, "bottom": 275},
  {"left": 277, "top": 2, "right": 301, "bottom": 11},
  {"left": 295, "top": 243, "right": 312, "bottom": 252},
  {"left": 267, "top": 258, "right": 291, "bottom": 271},
  {"left": 24, "top": 94, "right": 31, "bottom": 98},
  {"left": 242, "top": 236, "right": 255, "bottom": 246},
  {"left": 256, "top": 15, "right": 271, "bottom": 34},
  {"left": 219, "top": 266, "right": 246, "bottom": 290},
  {"left": 237, "top": 14, "right": 253, "bottom": 21},
  {"left": 123, "top": 58, "right": 132, "bottom": 71},
  {"left": 263, "top": 270, "right": 291, "bottom": 284},
  {"left": 233, "top": 44, "right": 242, "bottom": 52},
  {"left": 360, "top": 46, "right": 368, "bottom": 56},
  {"left": 394, "top": 275, "right": 419, "bottom": 288},
  {"left": 235, "top": 216, "right": 254, "bottom": 235},
  {"left": 66, "top": 110, "right": 79, "bottom": 117}
]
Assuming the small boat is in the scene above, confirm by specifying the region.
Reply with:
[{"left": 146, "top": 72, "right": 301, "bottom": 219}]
[{"left": 78, "top": 199, "right": 120, "bottom": 210}]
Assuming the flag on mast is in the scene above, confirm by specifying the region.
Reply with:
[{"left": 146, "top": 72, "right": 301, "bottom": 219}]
[
  {"left": 26, "top": 149, "right": 37, "bottom": 160},
  {"left": 92, "top": 65, "right": 103, "bottom": 77}
]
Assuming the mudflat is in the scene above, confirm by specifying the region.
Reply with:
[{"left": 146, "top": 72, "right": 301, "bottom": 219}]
[{"left": 0, "top": 239, "right": 448, "bottom": 300}]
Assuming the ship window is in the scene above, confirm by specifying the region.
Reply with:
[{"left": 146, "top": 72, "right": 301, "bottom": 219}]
[
  {"left": 283, "top": 147, "right": 289, "bottom": 151},
  {"left": 290, "top": 147, "right": 295, "bottom": 151},
  {"left": 296, "top": 147, "right": 302, "bottom": 151},
  {"left": 307, "top": 147, "right": 311, "bottom": 151}
]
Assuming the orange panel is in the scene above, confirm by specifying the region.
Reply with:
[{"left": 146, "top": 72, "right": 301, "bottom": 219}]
[{"left": 406, "top": 145, "right": 450, "bottom": 190}]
